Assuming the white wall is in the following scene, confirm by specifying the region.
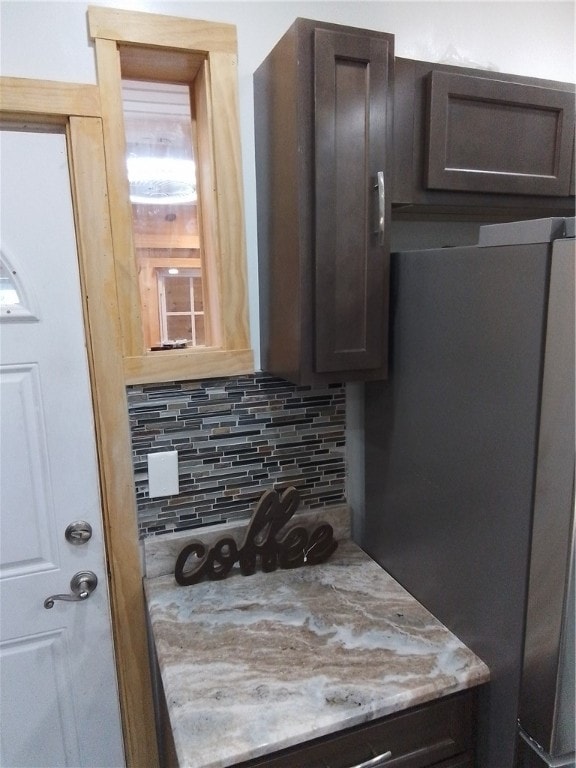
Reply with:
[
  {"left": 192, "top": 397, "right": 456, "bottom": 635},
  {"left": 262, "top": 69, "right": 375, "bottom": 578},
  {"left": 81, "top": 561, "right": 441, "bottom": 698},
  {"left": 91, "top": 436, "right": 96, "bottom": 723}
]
[{"left": 1, "top": 0, "right": 574, "bottom": 361}]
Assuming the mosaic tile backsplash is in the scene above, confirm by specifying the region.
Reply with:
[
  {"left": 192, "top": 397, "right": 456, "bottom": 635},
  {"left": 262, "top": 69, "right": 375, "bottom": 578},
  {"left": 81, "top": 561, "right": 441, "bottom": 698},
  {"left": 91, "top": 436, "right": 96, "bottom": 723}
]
[{"left": 127, "top": 374, "right": 346, "bottom": 538}]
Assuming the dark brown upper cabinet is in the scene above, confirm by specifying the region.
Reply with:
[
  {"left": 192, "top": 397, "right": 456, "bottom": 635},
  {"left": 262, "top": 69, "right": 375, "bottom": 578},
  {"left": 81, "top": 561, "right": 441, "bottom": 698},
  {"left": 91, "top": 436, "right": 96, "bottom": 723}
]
[
  {"left": 254, "top": 18, "right": 393, "bottom": 385},
  {"left": 427, "top": 71, "right": 574, "bottom": 196},
  {"left": 393, "top": 58, "right": 576, "bottom": 218}
]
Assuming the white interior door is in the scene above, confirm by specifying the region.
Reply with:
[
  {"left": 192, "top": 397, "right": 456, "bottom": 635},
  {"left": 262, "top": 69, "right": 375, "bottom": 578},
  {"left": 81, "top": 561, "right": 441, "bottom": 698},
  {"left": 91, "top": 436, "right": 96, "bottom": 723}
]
[{"left": 0, "top": 128, "right": 125, "bottom": 767}]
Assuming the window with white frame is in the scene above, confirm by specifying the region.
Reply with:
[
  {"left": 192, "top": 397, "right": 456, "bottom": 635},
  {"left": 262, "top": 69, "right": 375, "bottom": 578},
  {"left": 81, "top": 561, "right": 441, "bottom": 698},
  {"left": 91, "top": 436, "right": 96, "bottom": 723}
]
[{"left": 157, "top": 267, "right": 205, "bottom": 348}]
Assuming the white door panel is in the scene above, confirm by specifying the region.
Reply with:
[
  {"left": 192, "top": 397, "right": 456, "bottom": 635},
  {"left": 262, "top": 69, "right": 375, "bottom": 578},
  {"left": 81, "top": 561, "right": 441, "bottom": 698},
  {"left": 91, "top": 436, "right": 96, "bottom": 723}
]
[
  {"left": 0, "top": 363, "right": 58, "bottom": 576},
  {"left": 1, "top": 631, "right": 82, "bottom": 768},
  {"left": 0, "top": 129, "right": 125, "bottom": 767}
]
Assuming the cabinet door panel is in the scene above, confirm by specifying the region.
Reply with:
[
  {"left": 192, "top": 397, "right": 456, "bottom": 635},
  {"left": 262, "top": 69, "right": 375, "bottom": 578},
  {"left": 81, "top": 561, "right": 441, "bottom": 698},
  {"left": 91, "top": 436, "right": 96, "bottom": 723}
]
[
  {"left": 426, "top": 71, "right": 574, "bottom": 196},
  {"left": 314, "top": 29, "right": 390, "bottom": 374}
]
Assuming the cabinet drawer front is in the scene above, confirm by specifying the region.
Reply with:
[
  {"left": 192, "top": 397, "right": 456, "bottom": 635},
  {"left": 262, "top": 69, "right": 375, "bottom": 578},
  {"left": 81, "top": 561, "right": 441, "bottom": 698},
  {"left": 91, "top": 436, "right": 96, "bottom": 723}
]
[
  {"left": 426, "top": 71, "right": 575, "bottom": 196},
  {"left": 313, "top": 28, "right": 391, "bottom": 375},
  {"left": 243, "top": 690, "right": 476, "bottom": 768}
]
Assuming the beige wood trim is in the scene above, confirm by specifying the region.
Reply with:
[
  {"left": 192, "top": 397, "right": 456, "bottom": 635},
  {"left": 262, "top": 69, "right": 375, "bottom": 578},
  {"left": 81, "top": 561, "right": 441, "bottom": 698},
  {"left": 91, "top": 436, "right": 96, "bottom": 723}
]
[
  {"left": 124, "top": 347, "right": 254, "bottom": 385},
  {"left": 138, "top": 262, "right": 153, "bottom": 351},
  {"left": 137, "top": 256, "right": 202, "bottom": 270},
  {"left": 194, "top": 58, "right": 223, "bottom": 349},
  {"left": 93, "top": 37, "right": 143, "bottom": 358},
  {"left": 139, "top": 262, "right": 160, "bottom": 350},
  {"left": 134, "top": 233, "right": 201, "bottom": 250},
  {"left": 120, "top": 45, "right": 205, "bottom": 85},
  {"left": 208, "top": 51, "right": 251, "bottom": 351},
  {"left": 88, "top": 6, "right": 238, "bottom": 54},
  {"left": 67, "top": 115, "right": 159, "bottom": 768},
  {"left": 0, "top": 77, "right": 101, "bottom": 118}
]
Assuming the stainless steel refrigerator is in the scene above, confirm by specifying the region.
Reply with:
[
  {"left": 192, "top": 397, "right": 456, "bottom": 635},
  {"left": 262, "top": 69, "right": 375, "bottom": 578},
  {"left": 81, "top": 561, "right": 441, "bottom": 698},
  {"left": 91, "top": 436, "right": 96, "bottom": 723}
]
[{"left": 363, "top": 218, "right": 575, "bottom": 768}]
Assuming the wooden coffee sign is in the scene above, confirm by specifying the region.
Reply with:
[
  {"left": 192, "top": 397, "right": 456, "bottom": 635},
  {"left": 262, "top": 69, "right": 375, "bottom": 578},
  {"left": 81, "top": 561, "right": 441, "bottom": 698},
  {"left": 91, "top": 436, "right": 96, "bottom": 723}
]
[{"left": 174, "top": 487, "right": 338, "bottom": 586}]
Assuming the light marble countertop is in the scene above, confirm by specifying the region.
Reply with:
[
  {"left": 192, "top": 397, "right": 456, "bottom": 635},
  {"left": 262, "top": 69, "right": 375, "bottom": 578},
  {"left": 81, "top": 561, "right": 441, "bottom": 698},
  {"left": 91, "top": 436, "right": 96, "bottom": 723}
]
[{"left": 144, "top": 515, "right": 489, "bottom": 768}]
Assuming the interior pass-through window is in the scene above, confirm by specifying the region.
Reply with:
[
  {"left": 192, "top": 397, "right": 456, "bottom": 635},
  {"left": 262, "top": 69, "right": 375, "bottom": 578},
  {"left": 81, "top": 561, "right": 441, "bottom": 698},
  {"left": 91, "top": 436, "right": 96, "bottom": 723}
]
[{"left": 89, "top": 7, "right": 253, "bottom": 384}]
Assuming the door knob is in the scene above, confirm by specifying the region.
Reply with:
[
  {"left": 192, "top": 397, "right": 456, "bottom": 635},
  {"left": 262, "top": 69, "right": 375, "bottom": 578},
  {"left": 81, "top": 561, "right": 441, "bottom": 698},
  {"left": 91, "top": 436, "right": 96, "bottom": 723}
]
[{"left": 44, "top": 571, "right": 98, "bottom": 609}]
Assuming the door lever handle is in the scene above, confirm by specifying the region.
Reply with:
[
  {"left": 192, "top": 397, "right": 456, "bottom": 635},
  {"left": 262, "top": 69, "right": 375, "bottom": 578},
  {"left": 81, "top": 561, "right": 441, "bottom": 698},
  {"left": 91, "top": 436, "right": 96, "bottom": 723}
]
[{"left": 44, "top": 571, "right": 98, "bottom": 609}]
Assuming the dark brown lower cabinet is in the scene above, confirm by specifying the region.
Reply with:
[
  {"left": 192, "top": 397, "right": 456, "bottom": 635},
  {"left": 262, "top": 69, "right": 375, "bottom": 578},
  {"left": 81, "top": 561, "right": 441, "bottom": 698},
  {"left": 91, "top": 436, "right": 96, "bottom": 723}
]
[
  {"left": 238, "top": 689, "right": 479, "bottom": 768},
  {"left": 434, "top": 756, "right": 475, "bottom": 768}
]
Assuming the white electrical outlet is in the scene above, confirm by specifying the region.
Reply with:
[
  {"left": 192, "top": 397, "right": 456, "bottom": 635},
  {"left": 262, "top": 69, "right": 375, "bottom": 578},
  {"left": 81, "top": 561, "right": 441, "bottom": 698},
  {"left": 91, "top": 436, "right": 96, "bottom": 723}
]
[{"left": 147, "top": 450, "right": 179, "bottom": 498}]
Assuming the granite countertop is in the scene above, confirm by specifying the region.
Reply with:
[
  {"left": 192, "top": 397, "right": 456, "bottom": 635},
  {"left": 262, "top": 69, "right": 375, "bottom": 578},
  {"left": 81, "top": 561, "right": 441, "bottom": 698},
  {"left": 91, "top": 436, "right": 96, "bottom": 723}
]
[{"left": 144, "top": 509, "right": 489, "bottom": 768}]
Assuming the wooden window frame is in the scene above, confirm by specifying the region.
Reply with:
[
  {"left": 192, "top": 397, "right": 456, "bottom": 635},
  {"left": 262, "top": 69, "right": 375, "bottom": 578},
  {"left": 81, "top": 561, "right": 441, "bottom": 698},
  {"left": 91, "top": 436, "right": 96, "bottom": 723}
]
[{"left": 88, "top": 6, "right": 253, "bottom": 384}]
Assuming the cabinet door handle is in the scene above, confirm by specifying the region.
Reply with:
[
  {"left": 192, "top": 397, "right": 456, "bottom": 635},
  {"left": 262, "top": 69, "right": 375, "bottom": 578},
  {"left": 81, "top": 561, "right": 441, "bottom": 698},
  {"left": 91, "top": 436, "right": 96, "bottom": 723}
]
[
  {"left": 349, "top": 751, "right": 392, "bottom": 768},
  {"left": 375, "top": 171, "right": 385, "bottom": 246}
]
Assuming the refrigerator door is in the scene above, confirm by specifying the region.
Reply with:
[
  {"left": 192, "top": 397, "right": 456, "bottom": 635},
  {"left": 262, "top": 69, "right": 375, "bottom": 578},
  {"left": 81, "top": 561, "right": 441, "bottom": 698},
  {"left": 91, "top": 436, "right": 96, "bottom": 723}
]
[
  {"left": 517, "top": 727, "right": 575, "bottom": 768},
  {"left": 364, "top": 241, "right": 553, "bottom": 768},
  {"left": 518, "top": 237, "right": 575, "bottom": 758}
]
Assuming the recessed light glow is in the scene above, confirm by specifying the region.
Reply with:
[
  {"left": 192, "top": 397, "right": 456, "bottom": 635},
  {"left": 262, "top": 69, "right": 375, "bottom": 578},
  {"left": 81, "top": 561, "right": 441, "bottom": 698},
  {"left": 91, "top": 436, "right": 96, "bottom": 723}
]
[{"left": 127, "top": 157, "right": 197, "bottom": 205}]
